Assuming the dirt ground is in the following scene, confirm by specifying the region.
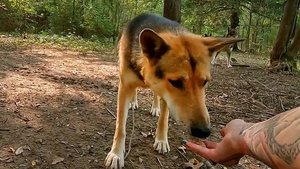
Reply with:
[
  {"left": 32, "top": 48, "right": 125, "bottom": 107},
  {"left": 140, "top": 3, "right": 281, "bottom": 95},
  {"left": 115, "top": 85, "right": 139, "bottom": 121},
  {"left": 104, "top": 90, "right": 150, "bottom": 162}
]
[{"left": 0, "top": 36, "right": 299, "bottom": 169}]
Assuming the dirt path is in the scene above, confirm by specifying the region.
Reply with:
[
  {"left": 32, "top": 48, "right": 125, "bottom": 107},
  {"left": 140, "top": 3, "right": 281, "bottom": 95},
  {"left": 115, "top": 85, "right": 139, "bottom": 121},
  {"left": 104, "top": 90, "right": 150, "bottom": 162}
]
[{"left": 0, "top": 37, "right": 299, "bottom": 169}]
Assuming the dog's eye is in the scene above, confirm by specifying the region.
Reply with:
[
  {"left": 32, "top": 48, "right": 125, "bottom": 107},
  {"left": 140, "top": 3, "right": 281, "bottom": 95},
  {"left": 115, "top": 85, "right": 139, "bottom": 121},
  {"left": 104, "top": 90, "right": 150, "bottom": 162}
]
[{"left": 168, "top": 79, "right": 184, "bottom": 89}]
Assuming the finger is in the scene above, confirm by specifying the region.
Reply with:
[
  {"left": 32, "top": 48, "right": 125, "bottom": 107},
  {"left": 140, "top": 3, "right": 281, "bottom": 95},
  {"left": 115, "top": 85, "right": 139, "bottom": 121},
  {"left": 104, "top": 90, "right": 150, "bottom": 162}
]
[
  {"left": 220, "top": 128, "right": 226, "bottom": 137},
  {"left": 203, "top": 140, "right": 218, "bottom": 149},
  {"left": 185, "top": 141, "right": 216, "bottom": 160}
]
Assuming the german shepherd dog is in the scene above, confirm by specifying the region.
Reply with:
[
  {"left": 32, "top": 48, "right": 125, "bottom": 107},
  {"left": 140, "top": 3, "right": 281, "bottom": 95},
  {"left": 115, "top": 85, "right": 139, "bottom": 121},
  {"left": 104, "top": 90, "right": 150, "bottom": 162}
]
[
  {"left": 105, "top": 13, "right": 243, "bottom": 169},
  {"left": 211, "top": 28, "right": 238, "bottom": 67}
]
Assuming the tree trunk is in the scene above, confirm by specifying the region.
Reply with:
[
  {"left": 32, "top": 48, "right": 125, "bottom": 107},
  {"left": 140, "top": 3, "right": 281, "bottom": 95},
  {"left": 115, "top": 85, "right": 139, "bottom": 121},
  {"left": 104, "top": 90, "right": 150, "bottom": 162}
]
[
  {"left": 282, "top": 27, "right": 300, "bottom": 70},
  {"left": 269, "top": 0, "right": 299, "bottom": 69},
  {"left": 163, "top": 0, "right": 181, "bottom": 23},
  {"left": 246, "top": 8, "right": 252, "bottom": 51},
  {"left": 230, "top": 11, "right": 240, "bottom": 51}
]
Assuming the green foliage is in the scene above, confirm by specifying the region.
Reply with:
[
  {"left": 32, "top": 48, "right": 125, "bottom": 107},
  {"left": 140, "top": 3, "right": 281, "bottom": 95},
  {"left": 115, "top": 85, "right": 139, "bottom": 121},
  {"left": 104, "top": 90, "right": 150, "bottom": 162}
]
[
  {"left": 0, "top": 0, "right": 295, "bottom": 54},
  {"left": 3, "top": 32, "right": 113, "bottom": 52}
]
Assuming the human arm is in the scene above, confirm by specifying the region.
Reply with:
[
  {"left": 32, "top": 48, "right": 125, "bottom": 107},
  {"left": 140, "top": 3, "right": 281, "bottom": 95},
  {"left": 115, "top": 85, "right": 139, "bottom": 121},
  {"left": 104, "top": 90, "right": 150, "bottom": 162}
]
[{"left": 184, "top": 107, "right": 300, "bottom": 169}]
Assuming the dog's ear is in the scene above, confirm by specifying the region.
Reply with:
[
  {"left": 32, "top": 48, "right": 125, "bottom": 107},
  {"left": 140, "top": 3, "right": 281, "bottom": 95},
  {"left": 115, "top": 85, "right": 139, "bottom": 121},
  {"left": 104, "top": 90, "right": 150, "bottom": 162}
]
[
  {"left": 139, "top": 28, "right": 170, "bottom": 65},
  {"left": 202, "top": 37, "right": 245, "bottom": 56}
]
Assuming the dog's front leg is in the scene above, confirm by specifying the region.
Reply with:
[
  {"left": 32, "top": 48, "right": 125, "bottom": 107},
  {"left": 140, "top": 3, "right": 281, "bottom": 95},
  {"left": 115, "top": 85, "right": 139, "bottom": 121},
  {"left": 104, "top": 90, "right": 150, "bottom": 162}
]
[
  {"left": 153, "top": 99, "right": 170, "bottom": 153},
  {"left": 150, "top": 93, "right": 160, "bottom": 116},
  {"left": 105, "top": 82, "right": 134, "bottom": 169},
  {"left": 129, "top": 88, "right": 138, "bottom": 110}
]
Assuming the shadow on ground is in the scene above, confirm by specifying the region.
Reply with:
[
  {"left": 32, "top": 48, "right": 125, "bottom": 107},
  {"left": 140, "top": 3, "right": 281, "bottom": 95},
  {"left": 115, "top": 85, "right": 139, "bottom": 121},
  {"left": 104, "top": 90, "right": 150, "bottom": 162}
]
[{"left": 0, "top": 38, "right": 299, "bottom": 169}]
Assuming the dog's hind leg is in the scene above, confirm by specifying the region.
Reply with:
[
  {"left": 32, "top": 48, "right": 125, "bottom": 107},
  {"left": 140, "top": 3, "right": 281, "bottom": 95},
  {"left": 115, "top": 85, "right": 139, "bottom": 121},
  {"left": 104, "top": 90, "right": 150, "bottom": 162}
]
[
  {"left": 226, "top": 48, "right": 233, "bottom": 68},
  {"left": 150, "top": 93, "right": 160, "bottom": 116},
  {"left": 211, "top": 51, "right": 220, "bottom": 65},
  {"left": 153, "top": 99, "right": 170, "bottom": 153},
  {"left": 129, "top": 88, "right": 138, "bottom": 110},
  {"left": 105, "top": 82, "right": 135, "bottom": 169}
]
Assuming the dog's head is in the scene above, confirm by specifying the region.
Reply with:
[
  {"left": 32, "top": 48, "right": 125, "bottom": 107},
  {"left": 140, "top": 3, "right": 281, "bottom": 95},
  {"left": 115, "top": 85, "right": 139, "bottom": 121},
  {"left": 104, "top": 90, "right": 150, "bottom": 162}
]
[{"left": 139, "top": 29, "right": 243, "bottom": 138}]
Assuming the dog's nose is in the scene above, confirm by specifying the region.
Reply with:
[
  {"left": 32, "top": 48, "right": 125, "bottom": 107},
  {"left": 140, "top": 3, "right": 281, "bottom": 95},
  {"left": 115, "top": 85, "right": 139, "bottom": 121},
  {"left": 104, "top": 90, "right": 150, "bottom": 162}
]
[{"left": 190, "top": 125, "right": 211, "bottom": 138}]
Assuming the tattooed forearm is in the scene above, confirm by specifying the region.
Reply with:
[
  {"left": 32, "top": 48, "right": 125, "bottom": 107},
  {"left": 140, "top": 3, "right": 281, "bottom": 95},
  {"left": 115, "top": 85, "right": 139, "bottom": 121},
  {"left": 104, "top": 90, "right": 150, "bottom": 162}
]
[
  {"left": 265, "top": 115, "right": 300, "bottom": 164},
  {"left": 241, "top": 107, "right": 300, "bottom": 168}
]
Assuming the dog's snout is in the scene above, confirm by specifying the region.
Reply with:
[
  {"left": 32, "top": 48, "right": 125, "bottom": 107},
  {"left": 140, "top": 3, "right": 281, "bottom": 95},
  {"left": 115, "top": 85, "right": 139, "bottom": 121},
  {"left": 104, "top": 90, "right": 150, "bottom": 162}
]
[{"left": 190, "top": 125, "right": 211, "bottom": 138}]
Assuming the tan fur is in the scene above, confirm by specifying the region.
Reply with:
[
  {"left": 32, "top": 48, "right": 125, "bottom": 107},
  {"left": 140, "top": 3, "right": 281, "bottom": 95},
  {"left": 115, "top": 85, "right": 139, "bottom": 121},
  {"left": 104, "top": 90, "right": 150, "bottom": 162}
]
[{"left": 105, "top": 16, "right": 243, "bottom": 169}]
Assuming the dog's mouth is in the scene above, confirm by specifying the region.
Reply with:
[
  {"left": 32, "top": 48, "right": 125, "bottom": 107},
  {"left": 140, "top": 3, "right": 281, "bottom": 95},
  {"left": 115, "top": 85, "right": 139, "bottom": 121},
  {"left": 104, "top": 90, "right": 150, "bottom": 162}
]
[{"left": 168, "top": 106, "right": 211, "bottom": 138}]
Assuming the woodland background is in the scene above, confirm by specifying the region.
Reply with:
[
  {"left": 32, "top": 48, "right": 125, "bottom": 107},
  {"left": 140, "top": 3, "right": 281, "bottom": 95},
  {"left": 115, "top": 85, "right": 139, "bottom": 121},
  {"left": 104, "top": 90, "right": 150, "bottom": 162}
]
[
  {"left": 0, "top": 0, "right": 295, "bottom": 53},
  {"left": 0, "top": 1, "right": 300, "bottom": 168}
]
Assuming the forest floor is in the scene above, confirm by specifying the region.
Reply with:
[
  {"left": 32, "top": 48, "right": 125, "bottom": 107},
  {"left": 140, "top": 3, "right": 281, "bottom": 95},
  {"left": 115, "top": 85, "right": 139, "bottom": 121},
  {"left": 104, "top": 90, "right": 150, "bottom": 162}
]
[{"left": 0, "top": 35, "right": 300, "bottom": 169}]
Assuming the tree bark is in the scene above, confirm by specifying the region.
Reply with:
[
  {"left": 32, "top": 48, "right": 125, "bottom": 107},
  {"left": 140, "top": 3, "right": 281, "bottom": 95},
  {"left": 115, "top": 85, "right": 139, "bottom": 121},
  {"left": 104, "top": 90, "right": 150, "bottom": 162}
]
[
  {"left": 269, "top": 0, "right": 299, "bottom": 68},
  {"left": 283, "top": 27, "right": 300, "bottom": 69},
  {"left": 246, "top": 8, "right": 252, "bottom": 51},
  {"left": 231, "top": 11, "right": 240, "bottom": 51},
  {"left": 163, "top": 0, "right": 181, "bottom": 23}
]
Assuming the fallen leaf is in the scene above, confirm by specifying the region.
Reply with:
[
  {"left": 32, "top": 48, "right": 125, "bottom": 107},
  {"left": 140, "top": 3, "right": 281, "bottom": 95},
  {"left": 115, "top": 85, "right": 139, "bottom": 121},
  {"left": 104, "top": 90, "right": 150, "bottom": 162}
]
[
  {"left": 138, "top": 157, "right": 143, "bottom": 163},
  {"left": 51, "top": 156, "right": 64, "bottom": 164},
  {"left": 9, "top": 147, "right": 15, "bottom": 153},
  {"left": 141, "top": 132, "right": 148, "bottom": 137},
  {"left": 184, "top": 158, "right": 204, "bottom": 169},
  {"left": 5, "top": 157, "right": 14, "bottom": 163},
  {"left": 171, "top": 156, "right": 178, "bottom": 160},
  {"left": 31, "top": 160, "right": 37, "bottom": 166},
  {"left": 15, "top": 145, "right": 31, "bottom": 155}
]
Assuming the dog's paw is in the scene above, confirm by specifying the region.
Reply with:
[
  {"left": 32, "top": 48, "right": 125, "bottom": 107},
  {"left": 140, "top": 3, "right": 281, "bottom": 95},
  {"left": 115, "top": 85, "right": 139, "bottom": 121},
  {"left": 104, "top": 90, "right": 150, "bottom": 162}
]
[
  {"left": 153, "top": 138, "right": 170, "bottom": 154},
  {"left": 150, "top": 107, "right": 160, "bottom": 116},
  {"left": 129, "top": 100, "right": 138, "bottom": 110},
  {"left": 105, "top": 151, "right": 124, "bottom": 169}
]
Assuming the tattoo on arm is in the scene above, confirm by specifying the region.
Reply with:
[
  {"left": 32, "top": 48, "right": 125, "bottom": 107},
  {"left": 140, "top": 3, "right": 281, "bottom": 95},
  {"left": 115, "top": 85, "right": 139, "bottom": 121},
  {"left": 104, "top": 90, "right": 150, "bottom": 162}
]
[{"left": 241, "top": 108, "right": 300, "bottom": 165}]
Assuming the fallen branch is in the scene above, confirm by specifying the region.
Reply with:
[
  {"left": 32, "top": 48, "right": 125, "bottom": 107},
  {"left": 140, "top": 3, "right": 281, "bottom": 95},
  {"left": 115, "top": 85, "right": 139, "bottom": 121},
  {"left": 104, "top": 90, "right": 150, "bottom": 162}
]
[
  {"left": 231, "top": 64, "right": 250, "bottom": 67},
  {"left": 105, "top": 107, "right": 116, "bottom": 119},
  {"left": 174, "top": 145, "right": 189, "bottom": 162},
  {"left": 251, "top": 98, "right": 272, "bottom": 110},
  {"left": 252, "top": 80, "right": 273, "bottom": 92}
]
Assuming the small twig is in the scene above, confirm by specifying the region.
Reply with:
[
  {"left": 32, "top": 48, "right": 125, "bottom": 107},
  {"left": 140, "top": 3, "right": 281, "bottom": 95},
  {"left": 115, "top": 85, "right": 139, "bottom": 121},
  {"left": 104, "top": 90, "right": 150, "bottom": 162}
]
[
  {"left": 125, "top": 109, "right": 135, "bottom": 159},
  {"left": 251, "top": 98, "right": 271, "bottom": 110},
  {"left": 174, "top": 145, "right": 189, "bottom": 162},
  {"left": 252, "top": 79, "right": 273, "bottom": 91},
  {"left": 279, "top": 96, "right": 285, "bottom": 111},
  {"left": 105, "top": 107, "right": 116, "bottom": 119},
  {"left": 0, "top": 128, "right": 10, "bottom": 131},
  {"left": 156, "top": 157, "right": 163, "bottom": 169},
  {"left": 73, "top": 147, "right": 79, "bottom": 154},
  {"left": 129, "top": 159, "right": 135, "bottom": 168}
]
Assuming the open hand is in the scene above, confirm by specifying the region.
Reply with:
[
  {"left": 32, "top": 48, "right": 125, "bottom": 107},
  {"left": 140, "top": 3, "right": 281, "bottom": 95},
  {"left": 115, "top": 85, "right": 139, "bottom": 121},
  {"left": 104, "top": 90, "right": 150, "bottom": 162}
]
[{"left": 184, "top": 119, "right": 250, "bottom": 166}]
